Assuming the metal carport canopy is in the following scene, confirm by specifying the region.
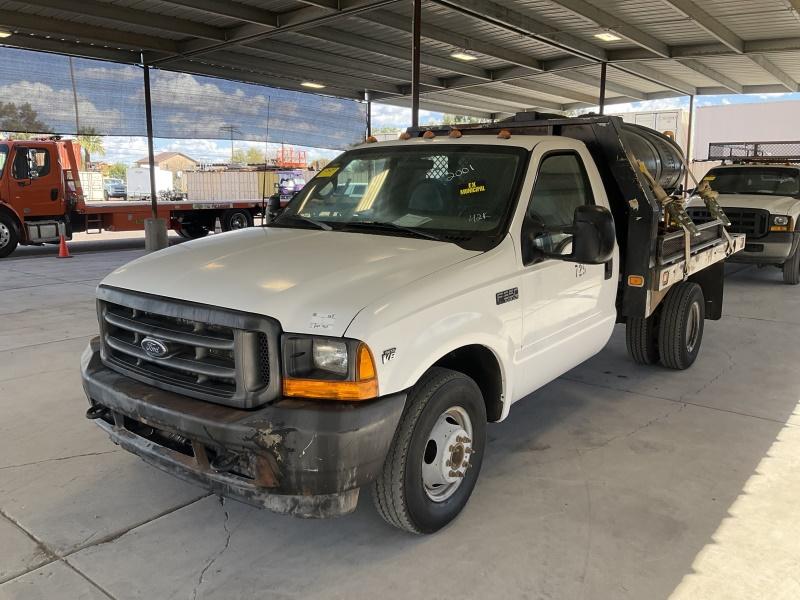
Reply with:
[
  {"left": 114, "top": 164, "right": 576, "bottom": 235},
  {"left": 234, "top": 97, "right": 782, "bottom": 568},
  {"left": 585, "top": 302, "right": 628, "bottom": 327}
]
[{"left": 1, "top": 0, "right": 800, "bottom": 119}]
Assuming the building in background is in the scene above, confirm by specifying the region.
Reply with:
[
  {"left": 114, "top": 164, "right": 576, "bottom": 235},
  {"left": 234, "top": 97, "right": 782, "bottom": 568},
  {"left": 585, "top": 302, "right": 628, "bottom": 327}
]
[{"left": 135, "top": 151, "right": 198, "bottom": 192}]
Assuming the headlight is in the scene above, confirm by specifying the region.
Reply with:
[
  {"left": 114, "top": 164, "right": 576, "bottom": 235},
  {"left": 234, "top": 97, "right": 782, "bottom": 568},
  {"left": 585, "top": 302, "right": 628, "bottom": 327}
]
[
  {"left": 773, "top": 215, "right": 790, "bottom": 226},
  {"left": 770, "top": 215, "right": 792, "bottom": 231},
  {"left": 281, "top": 334, "right": 378, "bottom": 401}
]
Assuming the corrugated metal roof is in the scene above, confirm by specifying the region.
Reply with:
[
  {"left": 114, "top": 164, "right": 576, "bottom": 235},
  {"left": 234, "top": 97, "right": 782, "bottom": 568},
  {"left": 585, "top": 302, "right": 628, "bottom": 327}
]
[{"left": 1, "top": 0, "right": 799, "bottom": 118}]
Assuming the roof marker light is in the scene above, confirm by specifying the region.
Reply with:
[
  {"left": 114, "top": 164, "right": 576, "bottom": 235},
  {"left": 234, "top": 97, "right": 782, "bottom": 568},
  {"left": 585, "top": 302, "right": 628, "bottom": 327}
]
[
  {"left": 365, "top": 135, "right": 378, "bottom": 143},
  {"left": 497, "top": 129, "right": 512, "bottom": 139},
  {"left": 423, "top": 130, "right": 436, "bottom": 139},
  {"left": 449, "top": 128, "right": 463, "bottom": 138},
  {"left": 399, "top": 132, "right": 412, "bottom": 140}
]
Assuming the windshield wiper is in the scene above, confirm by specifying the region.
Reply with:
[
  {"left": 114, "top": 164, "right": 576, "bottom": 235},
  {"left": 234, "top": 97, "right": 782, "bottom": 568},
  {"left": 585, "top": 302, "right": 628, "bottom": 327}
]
[
  {"left": 343, "top": 220, "right": 444, "bottom": 241},
  {"left": 273, "top": 214, "right": 332, "bottom": 231}
]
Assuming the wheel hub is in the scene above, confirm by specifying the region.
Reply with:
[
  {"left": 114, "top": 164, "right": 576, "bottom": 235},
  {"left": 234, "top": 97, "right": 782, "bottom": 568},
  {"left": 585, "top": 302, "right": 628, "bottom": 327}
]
[
  {"left": 0, "top": 223, "right": 9, "bottom": 248},
  {"left": 421, "top": 406, "right": 474, "bottom": 502}
]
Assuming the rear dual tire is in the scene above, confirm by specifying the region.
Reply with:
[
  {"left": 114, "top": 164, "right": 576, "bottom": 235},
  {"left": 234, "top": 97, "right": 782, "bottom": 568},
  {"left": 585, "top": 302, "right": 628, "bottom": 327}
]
[
  {"left": 626, "top": 281, "right": 704, "bottom": 370},
  {"left": 372, "top": 367, "right": 486, "bottom": 534}
]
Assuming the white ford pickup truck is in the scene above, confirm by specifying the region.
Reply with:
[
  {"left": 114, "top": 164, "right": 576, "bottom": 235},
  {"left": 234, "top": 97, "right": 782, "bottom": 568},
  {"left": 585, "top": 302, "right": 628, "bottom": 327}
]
[
  {"left": 687, "top": 151, "right": 800, "bottom": 284},
  {"left": 81, "top": 114, "right": 743, "bottom": 534}
]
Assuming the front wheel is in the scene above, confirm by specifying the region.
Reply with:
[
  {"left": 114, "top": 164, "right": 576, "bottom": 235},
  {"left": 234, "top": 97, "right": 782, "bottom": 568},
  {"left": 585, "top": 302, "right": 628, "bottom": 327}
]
[
  {"left": 0, "top": 213, "right": 20, "bottom": 258},
  {"left": 658, "top": 281, "right": 704, "bottom": 370},
  {"left": 782, "top": 248, "right": 800, "bottom": 285},
  {"left": 372, "top": 367, "right": 486, "bottom": 534}
]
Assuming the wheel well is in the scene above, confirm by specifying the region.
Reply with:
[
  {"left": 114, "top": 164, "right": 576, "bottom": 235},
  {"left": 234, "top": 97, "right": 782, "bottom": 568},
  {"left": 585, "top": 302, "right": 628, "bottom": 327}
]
[
  {"left": 0, "top": 204, "right": 21, "bottom": 229},
  {"left": 433, "top": 345, "right": 504, "bottom": 422}
]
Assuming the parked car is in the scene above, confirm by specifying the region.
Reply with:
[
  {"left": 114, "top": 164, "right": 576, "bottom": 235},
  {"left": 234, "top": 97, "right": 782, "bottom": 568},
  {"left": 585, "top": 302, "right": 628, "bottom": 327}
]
[{"left": 104, "top": 178, "right": 127, "bottom": 200}]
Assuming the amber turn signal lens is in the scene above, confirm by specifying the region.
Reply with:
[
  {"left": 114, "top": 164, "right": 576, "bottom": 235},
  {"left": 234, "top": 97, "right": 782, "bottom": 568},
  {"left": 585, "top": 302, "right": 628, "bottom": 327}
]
[
  {"left": 628, "top": 275, "right": 645, "bottom": 287},
  {"left": 283, "top": 378, "right": 378, "bottom": 401},
  {"left": 770, "top": 225, "right": 790, "bottom": 232},
  {"left": 283, "top": 343, "right": 379, "bottom": 401}
]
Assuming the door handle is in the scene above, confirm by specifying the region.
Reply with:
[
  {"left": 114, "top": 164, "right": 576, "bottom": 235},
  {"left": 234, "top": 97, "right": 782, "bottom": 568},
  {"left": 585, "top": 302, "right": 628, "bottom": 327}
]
[{"left": 51, "top": 188, "right": 59, "bottom": 201}]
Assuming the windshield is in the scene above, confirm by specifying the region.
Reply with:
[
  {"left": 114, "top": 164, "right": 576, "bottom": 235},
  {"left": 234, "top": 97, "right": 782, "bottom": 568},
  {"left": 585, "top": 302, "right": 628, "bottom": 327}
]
[
  {"left": 272, "top": 144, "right": 529, "bottom": 250},
  {"left": 705, "top": 167, "right": 800, "bottom": 197},
  {"left": 0, "top": 145, "right": 7, "bottom": 178}
]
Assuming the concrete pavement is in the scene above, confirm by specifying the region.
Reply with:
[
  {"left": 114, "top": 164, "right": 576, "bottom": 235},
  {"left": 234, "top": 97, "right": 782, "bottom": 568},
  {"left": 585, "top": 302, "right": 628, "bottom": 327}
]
[{"left": 1, "top": 245, "right": 798, "bottom": 600}]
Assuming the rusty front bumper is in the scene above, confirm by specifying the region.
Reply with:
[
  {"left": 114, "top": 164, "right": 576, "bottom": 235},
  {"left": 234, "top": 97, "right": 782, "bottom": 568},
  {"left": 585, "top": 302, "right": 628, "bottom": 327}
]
[{"left": 81, "top": 338, "right": 406, "bottom": 518}]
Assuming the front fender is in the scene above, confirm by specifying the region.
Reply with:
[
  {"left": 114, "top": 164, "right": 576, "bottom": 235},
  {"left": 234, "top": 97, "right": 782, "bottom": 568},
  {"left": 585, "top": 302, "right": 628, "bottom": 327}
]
[{"left": 345, "top": 237, "right": 522, "bottom": 419}]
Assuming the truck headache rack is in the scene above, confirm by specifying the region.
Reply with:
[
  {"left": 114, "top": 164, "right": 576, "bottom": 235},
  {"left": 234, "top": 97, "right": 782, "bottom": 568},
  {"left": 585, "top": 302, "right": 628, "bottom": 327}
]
[
  {"left": 411, "top": 112, "right": 743, "bottom": 319},
  {"left": 708, "top": 141, "right": 800, "bottom": 163}
]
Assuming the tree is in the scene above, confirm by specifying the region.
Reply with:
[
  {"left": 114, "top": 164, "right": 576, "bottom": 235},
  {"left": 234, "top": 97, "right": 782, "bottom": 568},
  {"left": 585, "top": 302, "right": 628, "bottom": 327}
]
[
  {"left": 102, "top": 162, "right": 127, "bottom": 180},
  {"left": 231, "top": 146, "right": 266, "bottom": 164},
  {"left": 77, "top": 126, "right": 105, "bottom": 166},
  {"left": 0, "top": 102, "right": 50, "bottom": 137}
]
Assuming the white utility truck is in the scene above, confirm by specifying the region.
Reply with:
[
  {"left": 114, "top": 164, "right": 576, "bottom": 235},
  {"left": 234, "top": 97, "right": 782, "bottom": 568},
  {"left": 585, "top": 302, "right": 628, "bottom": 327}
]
[
  {"left": 81, "top": 114, "right": 743, "bottom": 533},
  {"left": 687, "top": 141, "right": 800, "bottom": 284}
]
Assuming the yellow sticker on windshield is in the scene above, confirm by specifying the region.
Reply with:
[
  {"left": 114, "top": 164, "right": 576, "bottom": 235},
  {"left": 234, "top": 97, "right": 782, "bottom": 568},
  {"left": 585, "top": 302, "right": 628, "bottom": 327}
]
[
  {"left": 702, "top": 175, "right": 716, "bottom": 181},
  {"left": 459, "top": 180, "right": 487, "bottom": 196},
  {"left": 317, "top": 166, "right": 339, "bottom": 178}
]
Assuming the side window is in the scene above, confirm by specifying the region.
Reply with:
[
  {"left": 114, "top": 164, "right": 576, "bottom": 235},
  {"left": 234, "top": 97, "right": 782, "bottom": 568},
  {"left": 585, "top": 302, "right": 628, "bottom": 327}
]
[
  {"left": 523, "top": 152, "right": 594, "bottom": 261},
  {"left": 12, "top": 148, "right": 51, "bottom": 179}
]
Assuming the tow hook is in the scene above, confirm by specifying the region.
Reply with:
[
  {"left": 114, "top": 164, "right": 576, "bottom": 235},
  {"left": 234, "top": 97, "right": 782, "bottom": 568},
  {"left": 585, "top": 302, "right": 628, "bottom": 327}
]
[{"left": 85, "top": 404, "right": 110, "bottom": 420}]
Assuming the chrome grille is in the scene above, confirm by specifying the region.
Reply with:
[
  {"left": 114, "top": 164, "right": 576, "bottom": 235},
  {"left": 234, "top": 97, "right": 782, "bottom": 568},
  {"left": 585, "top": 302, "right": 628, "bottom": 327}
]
[
  {"left": 687, "top": 207, "right": 769, "bottom": 238},
  {"left": 97, "top": 287, "right": 281, "bottom": 409}
]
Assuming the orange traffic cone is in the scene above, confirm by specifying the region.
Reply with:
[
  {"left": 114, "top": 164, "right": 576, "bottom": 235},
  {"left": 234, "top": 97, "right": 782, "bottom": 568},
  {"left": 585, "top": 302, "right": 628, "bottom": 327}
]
[{"left": 58, "top": 233, "right": 72, "bottom": 258}]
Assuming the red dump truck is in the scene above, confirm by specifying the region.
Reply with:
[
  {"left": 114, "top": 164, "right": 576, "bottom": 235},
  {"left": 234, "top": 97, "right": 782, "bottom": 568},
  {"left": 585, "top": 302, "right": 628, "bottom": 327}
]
[{"left": 0, "top": 138, "right": 265, "bottom": 258}]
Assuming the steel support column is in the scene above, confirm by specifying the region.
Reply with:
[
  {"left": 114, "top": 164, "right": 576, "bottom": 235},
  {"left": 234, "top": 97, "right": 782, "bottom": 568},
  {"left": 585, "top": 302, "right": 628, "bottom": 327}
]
[
  {"left": 685, "top": 93, "right": 695, "bottom": 192},
  {"left": 143, "top": 64, "right": 158, "bottom": 219},
  {"left": 411, "top": 0, "right": 421, "bottom": 128},
  {"left": 599, "top": 61, "right": 607, "bottom": 115},
  {"left": 365, "top": 90, "right": 372, "bottom": 138}
]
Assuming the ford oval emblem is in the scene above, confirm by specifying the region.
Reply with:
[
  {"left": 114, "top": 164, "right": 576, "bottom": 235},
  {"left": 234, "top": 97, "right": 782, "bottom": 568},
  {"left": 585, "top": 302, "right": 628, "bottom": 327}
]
[{"left": 141, "top": 337, "right": 169, "bottom": 358}]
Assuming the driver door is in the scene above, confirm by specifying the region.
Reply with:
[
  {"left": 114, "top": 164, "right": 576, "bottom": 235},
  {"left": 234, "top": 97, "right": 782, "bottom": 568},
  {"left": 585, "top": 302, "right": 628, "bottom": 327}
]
[
  {"left": 10, "top": 145, "right": 61, "bottom": 218},
  {"left": 517, "top": 149, "right": 612, "bottom": 391}
]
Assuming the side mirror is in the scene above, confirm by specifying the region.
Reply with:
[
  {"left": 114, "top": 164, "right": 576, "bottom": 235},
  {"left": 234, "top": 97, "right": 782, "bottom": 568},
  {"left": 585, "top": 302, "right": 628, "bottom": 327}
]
[
  {"left": 26, "top": 150, "right": 39, "bottom": 179},
  {"left": 13, "top": 148, "right": 30, "bottom": 180},
  {"left": 571, "top": 205, "right": 615, "bottom": 264},
  {"left": 267, "top": 193, "right": 281, "bottom": 212}
]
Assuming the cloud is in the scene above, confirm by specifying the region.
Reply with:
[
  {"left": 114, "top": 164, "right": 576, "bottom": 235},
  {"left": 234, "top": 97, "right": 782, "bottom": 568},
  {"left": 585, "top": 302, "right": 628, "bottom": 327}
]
[{"left": 0, "top": 80, "right": 123, "bottom": 133}]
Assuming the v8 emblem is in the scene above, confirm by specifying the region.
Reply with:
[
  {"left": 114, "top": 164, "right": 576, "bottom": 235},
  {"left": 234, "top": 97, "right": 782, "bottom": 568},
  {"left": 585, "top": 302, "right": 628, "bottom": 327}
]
[{"left": 575, "top": 264, "right": 587, "bottom": 278}]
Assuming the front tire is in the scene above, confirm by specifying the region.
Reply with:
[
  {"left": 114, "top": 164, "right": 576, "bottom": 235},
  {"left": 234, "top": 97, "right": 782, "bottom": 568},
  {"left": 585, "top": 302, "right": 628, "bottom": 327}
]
[
  {"left": 782, "top": 248, "right": 800, "bottom": 285},
  {"left": 372, "top": 367, "right": 486, "bottom": 534},
  {"left": 0, "top": 213, "right": 20, "bottom": 258},
  {"left": 658, "top": 282, "right": 704, "bottom": 370}
]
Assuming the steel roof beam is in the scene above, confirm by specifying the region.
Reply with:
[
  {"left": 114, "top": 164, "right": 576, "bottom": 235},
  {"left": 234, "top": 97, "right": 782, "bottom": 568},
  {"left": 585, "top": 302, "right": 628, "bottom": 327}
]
[
  {"left": 236, "top": 41, "right": 445, "bottom": 87},
  {"left": 156, "top": 0, "right": 279, "bottom": 27},
  {"left": 659, "top": 0, "right": 744, "bottom": 53},
  {"left": 377, "top": 96, "right": 509, "bottom": 119},
  {"left": 195, "top": 50, "right": 405, "bottom": 95},
  {"left": 33, "top": 0, "right": 227, "bottom": 41},
  {"left": 614, "top": 63, "right": 696, "bottom": 95},
  {"left": 676, "top": 58, "right": 742, "bottom": 93},
  {"left": 748, "top": 54, "right": 799, "bottom": 91},
  {"left": 451, "top": 87, "right": 564, "bottom": 111},
  {"left": 0, "top": 37, "right": 140, "bottom": 64},
  {"left": 361, "top": 9, "right": 544, "bottom": 70},
  {"left": 0, "top": 10, "right": 180, "bottom": 53},
  {"left": 295, "top": 28, "right": 491, "bottom": 79},
  {"left": 547, "top": 0, "right": 670, "bottom": 58},
  {"left": 155, "top": 0, "right": 401, "bottom": 64},
  {"left": 553, "top": 70, "right": 648, "bottom": 100},
  {"left": 430, "top": 0, "right": 606, "bottom": 61}
]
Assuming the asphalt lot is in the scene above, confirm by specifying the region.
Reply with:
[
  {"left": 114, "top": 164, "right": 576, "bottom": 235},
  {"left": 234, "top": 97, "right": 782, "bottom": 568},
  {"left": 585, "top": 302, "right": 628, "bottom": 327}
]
[{"left": 1, "top": 238, "right": 799, "bottom": 600}]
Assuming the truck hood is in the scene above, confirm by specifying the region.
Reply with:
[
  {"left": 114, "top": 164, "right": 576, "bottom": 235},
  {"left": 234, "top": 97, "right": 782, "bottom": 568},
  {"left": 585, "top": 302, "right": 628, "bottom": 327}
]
[
  {"left": 101, "top": 227, "right": 480, "bottom": 336},
  {"left": 689, "top": 193, "right": 800, "bottom": 215}
]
